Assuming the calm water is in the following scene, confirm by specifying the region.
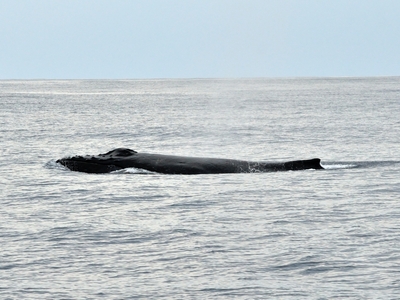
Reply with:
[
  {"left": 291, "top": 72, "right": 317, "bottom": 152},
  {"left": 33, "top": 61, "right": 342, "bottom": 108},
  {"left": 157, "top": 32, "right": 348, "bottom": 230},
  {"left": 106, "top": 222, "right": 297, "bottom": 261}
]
[{"left": 1, "top": 78, "right": 400, "bottom": 299}]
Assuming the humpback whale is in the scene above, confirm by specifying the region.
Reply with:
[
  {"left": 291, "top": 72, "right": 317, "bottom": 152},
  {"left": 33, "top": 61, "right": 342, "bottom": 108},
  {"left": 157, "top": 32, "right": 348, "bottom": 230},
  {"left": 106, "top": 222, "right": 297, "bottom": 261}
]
[{"left": 56, "top": 148, "right": 324, "bottom": 174}]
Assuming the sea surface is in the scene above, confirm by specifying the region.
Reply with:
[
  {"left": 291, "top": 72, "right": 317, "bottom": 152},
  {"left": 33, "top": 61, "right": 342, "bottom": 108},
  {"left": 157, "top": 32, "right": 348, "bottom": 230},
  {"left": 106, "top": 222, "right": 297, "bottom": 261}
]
[{"left": 1, "top": 78, "right": 399, "bottom": 299}]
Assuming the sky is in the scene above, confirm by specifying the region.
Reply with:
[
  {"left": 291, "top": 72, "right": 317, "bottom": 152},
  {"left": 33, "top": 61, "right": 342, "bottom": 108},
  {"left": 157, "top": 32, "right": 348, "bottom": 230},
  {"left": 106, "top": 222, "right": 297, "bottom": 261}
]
[{"left": 1, "top": 0, "right": 400, "bottom": 79}]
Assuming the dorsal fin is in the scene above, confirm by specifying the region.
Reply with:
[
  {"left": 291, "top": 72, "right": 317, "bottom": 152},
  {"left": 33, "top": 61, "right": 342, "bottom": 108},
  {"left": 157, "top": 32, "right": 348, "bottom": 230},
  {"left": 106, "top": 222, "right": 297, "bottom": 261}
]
[{"left": 283, "top": 158, "right": 324, "bottom": 170}]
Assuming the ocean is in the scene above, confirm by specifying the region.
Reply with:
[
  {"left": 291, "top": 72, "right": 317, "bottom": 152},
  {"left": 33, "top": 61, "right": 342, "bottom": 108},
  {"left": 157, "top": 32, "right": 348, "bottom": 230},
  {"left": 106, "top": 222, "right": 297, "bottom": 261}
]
[{"left": 1, "top": 78, "right": 399, "bottom": 299}]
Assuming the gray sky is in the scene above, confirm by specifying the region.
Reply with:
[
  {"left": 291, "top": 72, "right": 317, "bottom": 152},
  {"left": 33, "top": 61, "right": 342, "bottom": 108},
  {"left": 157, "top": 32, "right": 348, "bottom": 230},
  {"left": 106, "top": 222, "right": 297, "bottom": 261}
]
[{"left": 1, "top": 0, "right": 399, "bottom": 79}]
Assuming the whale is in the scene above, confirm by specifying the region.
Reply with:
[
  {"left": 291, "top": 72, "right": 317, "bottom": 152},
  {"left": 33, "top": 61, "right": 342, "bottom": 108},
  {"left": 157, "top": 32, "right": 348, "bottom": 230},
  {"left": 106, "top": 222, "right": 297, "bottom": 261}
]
[{"left": 56, "top": 148, "right": 324, "bottom": 174}]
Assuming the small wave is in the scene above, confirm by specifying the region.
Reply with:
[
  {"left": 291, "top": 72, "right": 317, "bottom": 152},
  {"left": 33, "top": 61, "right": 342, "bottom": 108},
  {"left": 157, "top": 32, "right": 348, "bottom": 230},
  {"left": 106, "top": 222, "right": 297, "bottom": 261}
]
[
  {"left": 45, "top": 160, "right": 69, "bottom": 171},
  {"left": 111, "top": 168, "right": 156, "bottom": 174},
  {"left": 322, "top": 163, "right": 358, "bottom": 170},
  {"left": 322, "top": 160, "right": 400, "bottom": 170}
]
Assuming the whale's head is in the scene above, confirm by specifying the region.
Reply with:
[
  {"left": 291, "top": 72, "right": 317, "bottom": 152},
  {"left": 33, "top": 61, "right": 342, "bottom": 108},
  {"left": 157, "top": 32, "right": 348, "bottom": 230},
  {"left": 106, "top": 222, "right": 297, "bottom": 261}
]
[{"left": 57, "top": 148, "right": 138, "bottom": 173}]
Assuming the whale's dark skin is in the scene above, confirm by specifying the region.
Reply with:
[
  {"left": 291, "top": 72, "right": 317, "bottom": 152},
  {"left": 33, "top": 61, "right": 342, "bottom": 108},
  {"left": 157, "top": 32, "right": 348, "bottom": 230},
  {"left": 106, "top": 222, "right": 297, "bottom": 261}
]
[{"left": 56, "top": 148, "right": 324, "bottom": 174}]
